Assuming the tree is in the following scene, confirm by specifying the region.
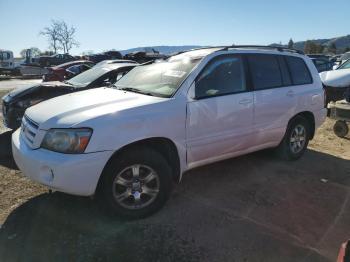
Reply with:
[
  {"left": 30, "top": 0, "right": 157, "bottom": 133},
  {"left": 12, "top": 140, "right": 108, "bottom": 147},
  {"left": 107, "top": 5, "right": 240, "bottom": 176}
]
[
  {"left": 20, "top": 47, "right": 41, "bottom": 58},
  {"left": 304, "top": 40, "right": 324, "bottom": 54},
  {"left": 56, "top": 20, "right": 79, "bottom": 53},
  {"left": 288, "top": 38, "right": 294, "bottom": 49},
  {"left": 40, "top": 20, "right": 79, "bottom": 54},
  {"left": 328, "top": 42, "right": 337, "bottom": 54},
  {"left": 40, "top": 20, "right": 62, "bottom": 53}
]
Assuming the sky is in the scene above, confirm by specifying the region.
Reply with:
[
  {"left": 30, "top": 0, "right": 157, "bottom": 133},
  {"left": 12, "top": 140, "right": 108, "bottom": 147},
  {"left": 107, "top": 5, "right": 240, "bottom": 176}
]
[{"left": 1, "top": 0, "right": 349, "bottom": 57}]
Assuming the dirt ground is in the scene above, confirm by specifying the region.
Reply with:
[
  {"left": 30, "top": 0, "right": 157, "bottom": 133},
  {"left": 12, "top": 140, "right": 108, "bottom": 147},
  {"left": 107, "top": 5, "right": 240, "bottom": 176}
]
[{"left": 0, "top": 85, "right": 350, "bottom": 261}]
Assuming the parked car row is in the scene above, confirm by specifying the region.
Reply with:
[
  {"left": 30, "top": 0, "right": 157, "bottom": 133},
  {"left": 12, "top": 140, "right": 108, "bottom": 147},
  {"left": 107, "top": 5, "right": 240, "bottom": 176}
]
[
  {"left": 42, "top": 60, "right": 95, "bottom": 82},
  {"left": 2, "top": 62, "right": 138, "bottom": 129},
  {"left": 6, "top": 46, "right": 327, "bottom": 218},
  {"left": 28, "top": 49, "right": 167, "bottom": 68}
]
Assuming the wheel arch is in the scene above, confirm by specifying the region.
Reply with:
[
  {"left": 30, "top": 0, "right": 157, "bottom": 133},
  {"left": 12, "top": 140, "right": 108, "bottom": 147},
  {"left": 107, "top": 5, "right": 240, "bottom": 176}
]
[
  {"left": 96, "top": 137, "right": 181, "bottom": 194},
  {"left": 289, "top": 111, "right": 316, "bottom": 139}
]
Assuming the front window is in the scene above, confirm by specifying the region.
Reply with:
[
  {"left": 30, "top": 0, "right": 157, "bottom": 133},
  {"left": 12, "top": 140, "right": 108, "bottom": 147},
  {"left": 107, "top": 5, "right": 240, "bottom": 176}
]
[
  {"left": 66, "top": 66, "right": 110, "bottom": 87},
  {"left": 0, "top": 52, "right": 10, "bottom": 61},
  {"left": 114, "top": 57, "right": 201, "bottom": 97},
  {"left": 338, "top": 59, "right": 350, "bottom": 70}
]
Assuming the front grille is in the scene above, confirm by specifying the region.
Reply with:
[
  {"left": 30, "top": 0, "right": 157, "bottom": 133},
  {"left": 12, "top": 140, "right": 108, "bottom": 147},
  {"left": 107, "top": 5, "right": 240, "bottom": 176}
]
[{"left": 21, "top": 115, "right": 39, "bottom": 146}]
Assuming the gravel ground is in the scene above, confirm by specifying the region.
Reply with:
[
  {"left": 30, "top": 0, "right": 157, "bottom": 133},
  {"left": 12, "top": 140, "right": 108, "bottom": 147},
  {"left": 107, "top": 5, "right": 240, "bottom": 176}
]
[{"left": 0, "top": 80, "right": 350, "bottom": 261}]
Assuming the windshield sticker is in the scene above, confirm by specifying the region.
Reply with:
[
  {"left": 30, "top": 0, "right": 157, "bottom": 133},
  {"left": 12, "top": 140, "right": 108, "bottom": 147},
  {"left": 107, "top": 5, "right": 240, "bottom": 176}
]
[{"left": 163, "top": 70, "right": 186, "bottom": 78}]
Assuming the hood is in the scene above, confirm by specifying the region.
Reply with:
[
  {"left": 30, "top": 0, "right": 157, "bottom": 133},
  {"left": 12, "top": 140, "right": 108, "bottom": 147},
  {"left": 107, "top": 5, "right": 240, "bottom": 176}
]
[
  {"left": 7, "top": 81, "right": 71, "bottom": 99},
  {"left": 25, "top": 87, "right": 166, "bottom": 130},
  {"left": 319, "top": 68, "right": 350, "bottom": 88}
]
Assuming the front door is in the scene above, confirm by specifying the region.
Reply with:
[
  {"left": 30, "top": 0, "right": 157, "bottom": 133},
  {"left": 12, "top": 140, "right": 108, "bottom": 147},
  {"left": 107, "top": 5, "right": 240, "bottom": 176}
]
[{"left": 186, "top": 55, "right": 254, "bottom": 167}]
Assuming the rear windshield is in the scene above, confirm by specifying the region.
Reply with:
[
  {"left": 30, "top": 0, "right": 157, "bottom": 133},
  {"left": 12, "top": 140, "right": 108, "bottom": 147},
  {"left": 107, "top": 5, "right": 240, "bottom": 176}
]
[
  {"left": 114, "top": 57, "right": 201, "bottom": 97},
  {"left": 66, "top": 66, "right": 110, "bottom": 87}
]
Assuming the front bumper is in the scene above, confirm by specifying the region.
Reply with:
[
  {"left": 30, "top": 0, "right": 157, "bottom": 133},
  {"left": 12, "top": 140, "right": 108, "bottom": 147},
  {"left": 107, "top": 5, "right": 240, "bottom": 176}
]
[
  {"left": 12, "top": 129, "right": 113, "bottom": 196},
  {"left": 2, "top": 98, "right": 23, "bottom": 129}
]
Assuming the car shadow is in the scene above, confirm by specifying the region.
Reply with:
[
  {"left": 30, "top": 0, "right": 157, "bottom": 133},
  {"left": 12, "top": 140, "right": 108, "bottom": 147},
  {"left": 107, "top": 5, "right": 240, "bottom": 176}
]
[{"left": 0, "top": 149, "right": 350, "bottom": 262}]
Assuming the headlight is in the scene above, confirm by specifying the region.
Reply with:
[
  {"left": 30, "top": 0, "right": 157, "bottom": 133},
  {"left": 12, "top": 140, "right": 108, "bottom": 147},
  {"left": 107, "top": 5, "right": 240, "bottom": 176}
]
[{"left": 41, "top": 128, "right": 92, "bottom": 154}]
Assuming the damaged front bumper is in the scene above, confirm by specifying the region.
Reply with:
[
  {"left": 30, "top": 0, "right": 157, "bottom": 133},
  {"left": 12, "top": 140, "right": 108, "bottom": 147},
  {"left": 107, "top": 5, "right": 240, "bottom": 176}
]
[{"left": 2, "top": 101, "right": 24, "bottom": 130}]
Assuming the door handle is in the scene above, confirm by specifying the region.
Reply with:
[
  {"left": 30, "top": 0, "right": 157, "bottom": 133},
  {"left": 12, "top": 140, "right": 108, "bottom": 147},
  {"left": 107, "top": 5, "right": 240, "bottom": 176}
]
[
  {"left": 286, "top": 90, "right": 294, "bottom": 97},
  {"left": 239, "top": 99, "right": 252, "bottom": 105}
]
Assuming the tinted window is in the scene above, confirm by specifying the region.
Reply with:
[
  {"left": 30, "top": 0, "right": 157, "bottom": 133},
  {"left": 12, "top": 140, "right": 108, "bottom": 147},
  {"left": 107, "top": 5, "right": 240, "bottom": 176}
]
[
  {"left": 285, "top": 56, "right": 312, "bottom": 85},
  {"left": 248, "top": 55, "right": 282, "bottom": 90},
  {"left": 195, "top": 56, "right": 246, "bottom": 98},
  {"left": 277, "top": 56, "right": 292, "bottom": 86}
]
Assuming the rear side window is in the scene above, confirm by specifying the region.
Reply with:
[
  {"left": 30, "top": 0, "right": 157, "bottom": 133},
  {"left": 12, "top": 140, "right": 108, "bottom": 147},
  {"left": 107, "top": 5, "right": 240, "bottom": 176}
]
[
  {"left": 285, "top": 56, "right": 312, "bottom": 85},
  {"left": 248, "top": 54, "right": 282, "bottom": 90},
  {"left": 277, "top": 56, "right": 292, "bottom": 86},
  {"left": 195, "top": 55, "right": 246, "bottom": 98}
]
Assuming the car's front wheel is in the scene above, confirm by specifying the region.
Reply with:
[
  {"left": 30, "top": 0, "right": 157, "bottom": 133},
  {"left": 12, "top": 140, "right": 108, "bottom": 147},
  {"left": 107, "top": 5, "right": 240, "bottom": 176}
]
[
  {"left": 98, "top": 148, "right": 173, "bottom": 219},
  {"left": 276, "top": 116, "right": 310, "bottom": 160}
]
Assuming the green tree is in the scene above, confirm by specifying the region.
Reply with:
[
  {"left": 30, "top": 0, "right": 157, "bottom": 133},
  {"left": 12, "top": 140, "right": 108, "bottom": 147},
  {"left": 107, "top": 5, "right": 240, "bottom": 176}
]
[
  {"left": 288, "top": 38, "right": 294, "bottom": 49},
  {"left": 328, "top": 42, "right": 337, "bottom": 54},
  {"left": 304, "top": 41, "right": 324, "bottom": 54}
]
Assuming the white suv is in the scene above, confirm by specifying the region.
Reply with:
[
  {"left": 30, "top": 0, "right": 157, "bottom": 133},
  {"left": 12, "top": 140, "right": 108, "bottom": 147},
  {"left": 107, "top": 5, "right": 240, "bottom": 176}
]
[{"left": 12, "top": 46, "right": 327, "bottom": 218}]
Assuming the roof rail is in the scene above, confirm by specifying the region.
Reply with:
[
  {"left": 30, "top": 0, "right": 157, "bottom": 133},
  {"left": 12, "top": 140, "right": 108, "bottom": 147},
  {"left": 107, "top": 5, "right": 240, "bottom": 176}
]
[
  {"left": 170, "top": 46, "right": 227, "bottom": 56},
  {"left": 221, "top": 45, "right": 304, "bottom": 55}
]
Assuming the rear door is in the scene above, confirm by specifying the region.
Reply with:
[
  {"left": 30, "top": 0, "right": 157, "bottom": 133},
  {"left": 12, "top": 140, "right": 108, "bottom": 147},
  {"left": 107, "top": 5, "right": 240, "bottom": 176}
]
[
  {"left": 186, "top": 54, "right": 254, "bottom": 166},
  {"left": 248, "top": 54, "right": 296, "bottom": 146}
]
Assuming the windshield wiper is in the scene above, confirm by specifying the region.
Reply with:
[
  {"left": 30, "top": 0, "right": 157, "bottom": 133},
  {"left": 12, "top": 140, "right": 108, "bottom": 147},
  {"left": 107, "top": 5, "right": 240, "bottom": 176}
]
[
  {"left": 116, "top": 86, "right": 157, "bottom": 97},
  {"left": 63, "top": 80, "right": 73, "bottom": 85}
]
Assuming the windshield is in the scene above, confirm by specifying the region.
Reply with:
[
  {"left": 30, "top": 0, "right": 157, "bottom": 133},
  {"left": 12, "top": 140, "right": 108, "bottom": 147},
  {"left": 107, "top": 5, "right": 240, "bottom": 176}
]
[
  {"left": 338, "top": 59, "right": 350, "bottom": 70},
  {"left": 113, "top": 57, "right": 201, "bottom": 97},
  {"left": 341, "top": 53, "right": 350, "bottom": 61},
  {"left": 66, "top": 66, "right": 110, "bottom": 87}
]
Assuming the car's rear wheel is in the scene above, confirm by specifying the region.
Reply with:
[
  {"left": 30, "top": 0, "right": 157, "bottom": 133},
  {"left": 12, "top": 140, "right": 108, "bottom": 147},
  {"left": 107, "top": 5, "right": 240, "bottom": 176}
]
[
  {"left": 98, "top": 147, "right": 173, "bottom": 219},
  {"left": 276, "top": 116, "right": 310, "bottom": 160},
  {"left": 333, "top": 120, "right": 349, "bottom": 138}
]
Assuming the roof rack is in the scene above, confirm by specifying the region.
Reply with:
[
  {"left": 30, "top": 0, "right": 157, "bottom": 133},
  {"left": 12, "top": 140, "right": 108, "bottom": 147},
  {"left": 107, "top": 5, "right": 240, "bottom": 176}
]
[{"left": 221, "top": 45, "right": 304, "bottom": 55}]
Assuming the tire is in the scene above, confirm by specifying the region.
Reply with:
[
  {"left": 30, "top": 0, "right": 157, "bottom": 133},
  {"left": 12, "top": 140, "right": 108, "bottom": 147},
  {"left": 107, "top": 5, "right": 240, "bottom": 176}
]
[
  {"left": 98, "top": 147, "right": 173, "bottom": 219},
  {"left": 333, "top": 120, "right": 349, "bottom": 138},
  {"left": 276, "top": 116, "right": 310, "bottom": 161}
]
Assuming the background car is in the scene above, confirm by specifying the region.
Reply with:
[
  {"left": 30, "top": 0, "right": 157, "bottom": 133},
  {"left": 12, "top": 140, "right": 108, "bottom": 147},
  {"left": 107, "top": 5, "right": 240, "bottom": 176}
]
[
  {"left": 83, "top": 51, "right": 123, "bottom": 63},
  {"left": 42, "top": 60, "right": 95, "bottom": 82},
  {"left": 95, "top": 59, "right": 137, "bottom": 67},
  {"left": 2, "top": 62, "right": 138, "bottom": 129},
  {"left": 32, "top": 53, "right": 76, "bottom": 67},
  {"left": 340, "top": 52, "right": 350, "bottom": 64},
  {"left": 320, "top": 58, "right": 350, "bottom": 103},
  {"left": 311, "top": 57, "right": 334, "bottom": 72}
]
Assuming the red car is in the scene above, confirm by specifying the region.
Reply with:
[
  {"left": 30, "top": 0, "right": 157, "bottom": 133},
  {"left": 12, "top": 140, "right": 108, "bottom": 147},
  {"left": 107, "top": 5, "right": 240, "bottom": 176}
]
[
  {"left": 42, "top": 60, "right": 95, "bottom": 82},
  {"left": 337, "top": 240, "right": 350, "bottom": 262}
]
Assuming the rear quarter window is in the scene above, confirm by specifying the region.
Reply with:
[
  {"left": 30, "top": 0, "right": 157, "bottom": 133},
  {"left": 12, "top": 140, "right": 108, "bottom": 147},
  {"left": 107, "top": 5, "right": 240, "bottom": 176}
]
[
  {"left": 285, "top": 56, "right": 313, "bottom": 85},
  {"left": 248, "top": 54, "right": 283, "bottom": 90}
]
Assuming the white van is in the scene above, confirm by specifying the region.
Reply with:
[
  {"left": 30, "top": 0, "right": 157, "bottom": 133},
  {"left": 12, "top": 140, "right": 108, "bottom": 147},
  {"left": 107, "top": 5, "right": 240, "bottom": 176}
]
[{"left": 12, "top": 46, "right": 327, "bottom": 218}]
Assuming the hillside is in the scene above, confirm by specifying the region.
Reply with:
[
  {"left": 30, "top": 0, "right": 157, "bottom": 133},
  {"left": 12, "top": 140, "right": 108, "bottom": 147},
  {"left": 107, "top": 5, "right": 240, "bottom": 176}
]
[
  {"left": 290, "top": 35, "right": 350, "bottom": 51},
  {"left": 119, "top": 35, "right": 350, "bottom": 55}
]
